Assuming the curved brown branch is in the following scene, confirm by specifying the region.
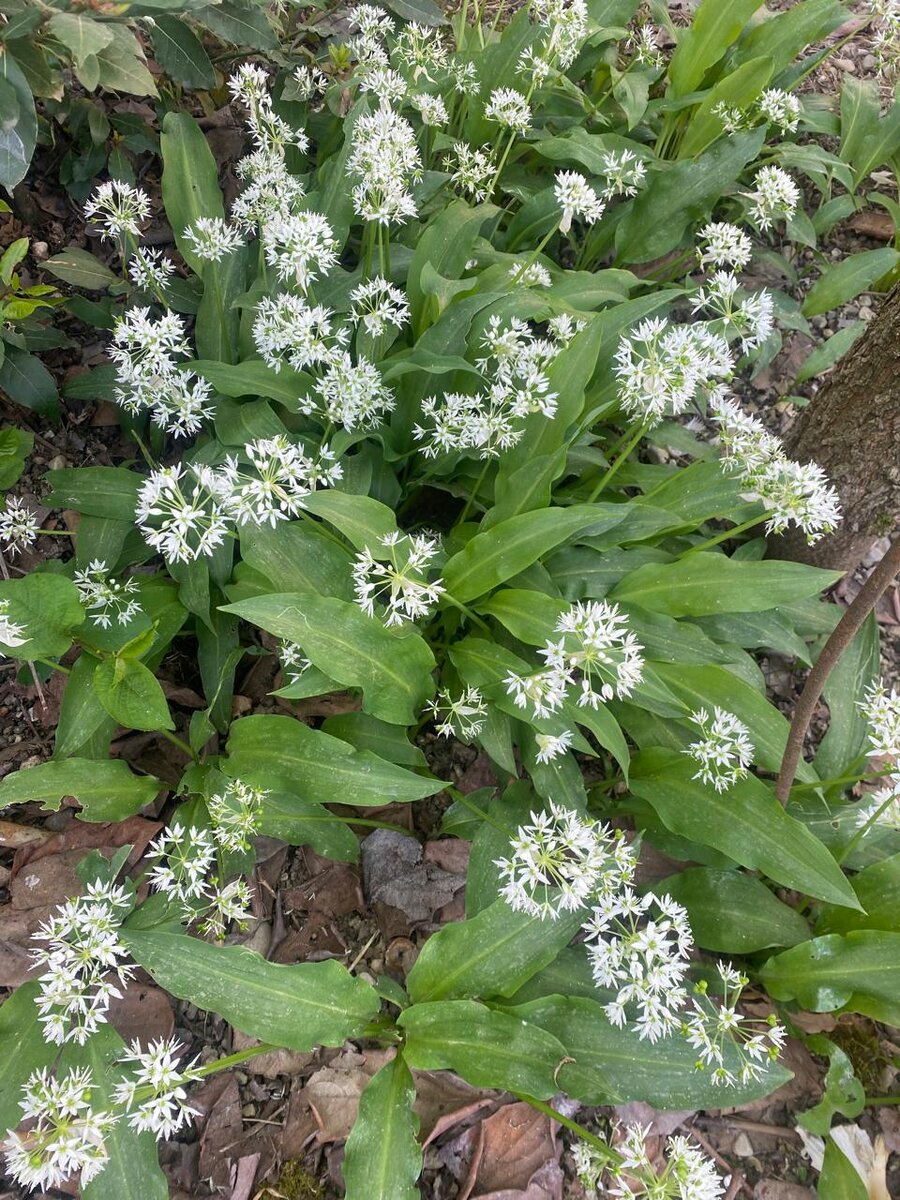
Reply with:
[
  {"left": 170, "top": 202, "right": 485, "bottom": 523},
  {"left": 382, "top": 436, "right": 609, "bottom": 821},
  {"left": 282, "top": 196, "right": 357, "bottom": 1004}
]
[{"left": 776, "top": 535, "right": 900, "bottom": 805}]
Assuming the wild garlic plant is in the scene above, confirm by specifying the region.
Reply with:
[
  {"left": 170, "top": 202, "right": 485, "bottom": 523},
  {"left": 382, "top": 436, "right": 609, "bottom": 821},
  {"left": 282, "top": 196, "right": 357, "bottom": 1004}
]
[{"left": 2, "top": 1, "right": 900, "bottom": 1195}]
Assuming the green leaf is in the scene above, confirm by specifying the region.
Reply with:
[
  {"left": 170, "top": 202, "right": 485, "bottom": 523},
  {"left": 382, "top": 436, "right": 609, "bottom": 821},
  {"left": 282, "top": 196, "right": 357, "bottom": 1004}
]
[
  {"left": 761, "top": 931, "right": 900, "bottom": 1023},
  {"left": 43, "top": 245, "right": 117, "bottom": 290},
  {"left": 0, "top": 572, "right": 84, "bottom": 659},
  {"left": 0, "top": 757, "right": 160, "bottom": 821},
  {"left": 795, "top": 321, "right": 866, "bottom": 384},
  {"left": 124, "top": 928, "right": 380, "bottom": 1049},
  {"left": 814, "top": 612, "right": 878, "bottom": 783},
  {"left": 74, "top": 1025, "right": 169, "bottom": 1200},
  {"left": 46, "top": 466, "right": 142, "bottom": 519},
  {"left": 255, "top": 791, "right": 360, "bottom": 862},
  {"left": 0, "top": 982, "right": 54, "bottom": 1133},
  {"left": 610, "top": 553, "right": 841, "bottom": 617},
  {"left": 190, "top": 357, "right": 311, "bottom": 408},
  {"left": 321, "top": 712, "right": 427, "bottom": 768},
  {"left": 225, "top": 714, "right": 444, "bottom": 807},
  {"left": 343, "top": 1058, "right": 422, "bottom": 1200},
  {"left": 736, "top": 0, "right": 848, "bottom": 79},
  {"left": 238, "top": 518, "right": 350, "bottom": 597},
  {"left": 149, "top": 15, "right": 215, "bottom": 89},
  {"left": 0, "top": 423, "right": 32, "bottom": 488},
  {"left": 0, "top": 53, "right": 36, "bottom": 189},
  {"left": 55, "top": 652, "right": 116, "bottom": 758},
  {"left": 94, "top": 656, "right": 174, "bottom": 731},
  {"left": 652, "top": 867, "right": 809, "bottom": 952},
  {"left": 630, "top": 750, "right": 861, "bottom": 909},
  {"left": 797, "top": 1036, "right": 865, "bottom": 1136},
  {"left": 302, "top": 489, "right": 398, "bottom": 550},
  {"left": 94, "top": 25, "right": 157, "bottom": 96},
  {"left": 222, "top": 593, "right": 434, "bottom": 724},
  {"left": 819, "top": 1138, "right": 869, "bottom": 1200},
  {"left": 678, "top": 56, "right": 774, "bottom": 159},
  {"left": 667, "top": 0, "right": 764, "bottom": 97},
  {"left": 383, "top": 0, "right": 445, "bottom": 23},
  {"left": 802, "top": 248, "right": 900, "bottom": 317},
  {"left": 0, "top": 346, "right": 58, "bottom": 417},
  {"left": 407, "top": 899, "right": 585, "bottom": 1004},
  {"left": 399, "top": 1000, "right": 569, "bottom": 1098},
  {"left": 509, "top": 996, "right": 791, "bottom": 1107},
  {"left": 444, "top": 505, "right": 626, "bottom": 604},
  {"left": 160, "top": 111, "right": 225, "bottom": 274},
  {"left": 47, "top": 12, "right": 113, "bottom": 68},
  {"left": 194, "top": 0, "right": 278, "bottom": 51},
  {"left": 407, "top": 200, "right": 494, "bottom": 332},
  {"left": 818, "top": 854, "right": 900, "bottom": 935}
]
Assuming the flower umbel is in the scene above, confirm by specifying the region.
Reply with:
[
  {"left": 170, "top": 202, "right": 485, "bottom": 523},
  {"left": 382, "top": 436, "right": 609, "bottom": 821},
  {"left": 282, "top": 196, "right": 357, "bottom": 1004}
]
[
  {"left": 426, "top": 686, "right": 488, "bottom": 740},
  {"left": 685, "top": 962, "right": 787, "bottom": 1087},
  {"left": 495, "top": 801, "right": 637, "bottom": 920},
  {"left": 687, "top": 707, "right": 754, "bottom": 792},
  {"left": 73, "top": 560, "right": 142, "bottom": 628},
  {"left": 352, "top": 531, "right": 444, "bottom": 626},
  {"left": 0, "top": 495, "right": 39, "bottom": 555},
  {"left": 112, "top": 1038, "right": 202, "bottom": 1139}
]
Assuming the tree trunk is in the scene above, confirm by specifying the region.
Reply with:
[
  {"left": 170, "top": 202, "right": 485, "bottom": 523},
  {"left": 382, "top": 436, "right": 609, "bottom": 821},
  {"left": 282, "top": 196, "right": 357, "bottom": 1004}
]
[{"left": 772, "top": 284, "right": 900, "bottom": 572}]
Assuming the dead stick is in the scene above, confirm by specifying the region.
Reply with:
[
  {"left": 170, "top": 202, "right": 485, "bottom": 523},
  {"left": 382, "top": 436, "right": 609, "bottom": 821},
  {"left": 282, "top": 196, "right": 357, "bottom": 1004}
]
[{"left": 776, "top": 535, "right": 900, "bottom": 806}]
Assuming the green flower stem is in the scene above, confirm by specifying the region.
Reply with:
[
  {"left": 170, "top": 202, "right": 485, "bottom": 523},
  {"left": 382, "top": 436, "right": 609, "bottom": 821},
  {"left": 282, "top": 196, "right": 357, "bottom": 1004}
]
[
  {"left": 35, "top": 658, "right": 70, "bottom": 676},
  {"left": 682, "top": 514, "right": 767, "bottom": 557},
  {"left": 837, "top": 787, "right": 900, "bottom": 866},
  {"left": 510, "top": 223, "right": 558, "bottom": 285},
  {"left": 458, "top": 459, "right": 491, "bottom": 524},
  {"left": 295, "top": 813, "right": 418, "bottom": 836},
  {"left": 441, "top": 593, "right": 492, "bottom": 635},
  {"left": 194, "top": 1042, "right": 282, "bottom": 1079},
  {"left": 514, "top": 1093, "right": 620, "bottom": 1165},
  {"left": 446, "top": 785, "right": 511, "bottom": 834},
  {"left": 33, "top": 529, "right": 75, "bottom": 537},
  {"left": 159, "top": 729, "right": 195, "bottom": 759},
  {"left": 790, "top": 766, "right": 896, "bottom": 795},
  {"left": 586, "top": 421, "right": 649, "bottom": 502},
  {"left": 867, "top": 1095, "right": 900, "bottom": 1106}
]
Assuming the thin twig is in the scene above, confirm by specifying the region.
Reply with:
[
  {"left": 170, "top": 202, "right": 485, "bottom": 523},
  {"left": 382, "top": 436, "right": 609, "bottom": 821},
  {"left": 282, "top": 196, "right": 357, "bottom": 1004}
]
[{"left": 776, "top": 534, "right": 900, "bottom": 806}]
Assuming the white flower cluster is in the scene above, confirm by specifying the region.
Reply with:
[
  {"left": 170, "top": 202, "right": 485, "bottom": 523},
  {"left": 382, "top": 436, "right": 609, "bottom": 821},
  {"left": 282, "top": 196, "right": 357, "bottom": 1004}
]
[
  {"left": 485, "top": 86, "right": 532, "bottom": 133},
  {"left": 698, "top": 221, "right": 753, "bottom": 271},
  {"left": 574, "top": 1125, "right": 724, "bottom": 1200},
  {"left": 135, "top": 436, "right": 342, "bottom": 564},
  {"left": 74, "top": 559, "right": 143, "bottom": 628},
  {"left": 146, "top": 821, "right": 255, "bottom": 939},
  {"left": 31, "top": 882, "right": 135, "bottom": 1044},
  {"left": 685, "top": 962, "right": 787, "bottom": 1087},
  {"left": 597, "top": 149, "right": 647, "bottom": 200},
  {"left": 128, "top": 246, "right": 175, "bottom": 294},
  {"left": 555, "top": 170, "right": 605, "bottom": 233},
  {"left": 711, "top": 393, "right": 842, "bottom": 543},
  {"left": 627, "top": 24, "right": 664, "bottom": 69},
  {"left": 113, "top": 1037, "right": 203, "bottom": 1139},
  {"left": 494, "top": 801, "right": 637, "bottom": 920},
  {"left": 347, "top": 106, "right": 422, "bottom": 225},
  {"left": 758, "top": 88, "right": 802, "bottom": 132},
  {"left": 183, "top": 216, "right": 244, "bottom": 263},
  {"left": 352, "top": 531, "right": 444, "bottom": 626},
  {"left": 0, "top": 495, "right": 39, "bottom": 555},
  {"left": 83, "top": 180, "right": 150, "bottom": 243},
  {"left": 309, "top": 351, "right": 396, "bottom": 430},
  {"left": 614, "top": 316, "right": 734, "bottom": 426},
  {"left": 0, "top": 597, "right": 28, "bottom": 647},
  {"left": 854, "top": 681, "right": 900, "bottom": 833},
  {"left": 207, "top": 778, "right": 265, "bottom": 853},
  {"left": 414, "top": 315, "right": 562, "bottom": 459},
  {"left": 110, "top": 308, "right": 214, "bottom": 439},
  {"left": 506, "top": 601, "right": 645, "bottom": 721},
  {"left": 280, "top": 639, "right": 313, "bottom": 685},
  {"left": 4, "top": 1066, "right": 116, "bottom": 1191},
  {"left": 254, "top": 293, "right": 348, "bottom": 373},
  {"left": 746, "top": 165, "right": 800, "bottom": 230},
  {"left": 395, "top": 20, "right": 448, "bottom": 81},
  {"left": 449, "top": 142, "right": 495, "bottom": 202},
  {"left": 687, "top": 706, "right": 754, "bottom": 792},
  {"left": 530, "top": 0, "right": 589, "bottom": 73},
  {"left": 871, "top": 1, "right": 900, "bottom": 77},
  {"left": 426, "top": 686, "right": 488, "bottom": 740},
  {"left": 691, "top": 271, "right": 774, "bottom": 352},
  {"left": 582, "top": 890, "right": 693, "bottom": 1043},
  {"left": 229, "top": 62, "right": 308, "bottom": 155}
]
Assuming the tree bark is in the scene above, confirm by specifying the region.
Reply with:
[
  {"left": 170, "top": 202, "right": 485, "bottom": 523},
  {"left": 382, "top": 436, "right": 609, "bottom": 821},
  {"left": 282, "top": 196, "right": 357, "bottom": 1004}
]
[{"left": 772, "top": 284, "right": 900, "bottom": 572}]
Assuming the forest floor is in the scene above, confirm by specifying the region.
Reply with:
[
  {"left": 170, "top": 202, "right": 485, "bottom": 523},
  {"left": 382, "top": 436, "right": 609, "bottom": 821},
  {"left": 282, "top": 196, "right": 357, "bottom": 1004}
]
[{"left": 1, "top": 3, "right": 899, "bottom": 1199}]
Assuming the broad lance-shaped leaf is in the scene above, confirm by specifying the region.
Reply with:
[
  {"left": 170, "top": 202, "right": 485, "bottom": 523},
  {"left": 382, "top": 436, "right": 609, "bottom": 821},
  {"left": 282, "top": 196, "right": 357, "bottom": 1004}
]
[
  {"left": 761, "top": 931, "right": 900, "bottom": 1025},
  {"left": 406, "top": 899, "right": 586, "bottom": 1004},
  {"left": 610, "top": 554, "right": 842, "bottom": 618},
  {"left": 225, "top": 715, "right": 444, "bottom": 806},
  {"left": 651, "top": 868, "right": 810, "bottom": 953},
  {"left": 629, "top": 750, "right": 860, "bottom": 911},
  {"left": 0, "top": 982, "right": 54, "bottom": 1134},
  {"left": 0, "top": 573, "right": 84, "bottom": 660},
  {"left": 0, "top": 758, "right": 161, "bottom": 823},
  {"left": 123, "top": 928, "right": 380, "bottom": 1049},
  {"left": 817, "top": 854, "right": 900, "bottom": 935},
  {"left": 160, "top": 112, "right": 225, "bottom": 274},
  {"left": 443, "top": 505, "right": 627, "bottom": 604},
  {"left": 399, "top": 1000, "right": 569, "bottom": 1099},
  {"left": 65, "top": 1025, "right": 168, "bottom": 1200},
  {"left": 222, "top": 593, "right": 433, "bottom": 725},
  {"left": 507, "top": 997, "right": 791, "bottom": 1109},
  {"left": 343, "top": 1057, "right": 422, "bottom": 1200}
]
